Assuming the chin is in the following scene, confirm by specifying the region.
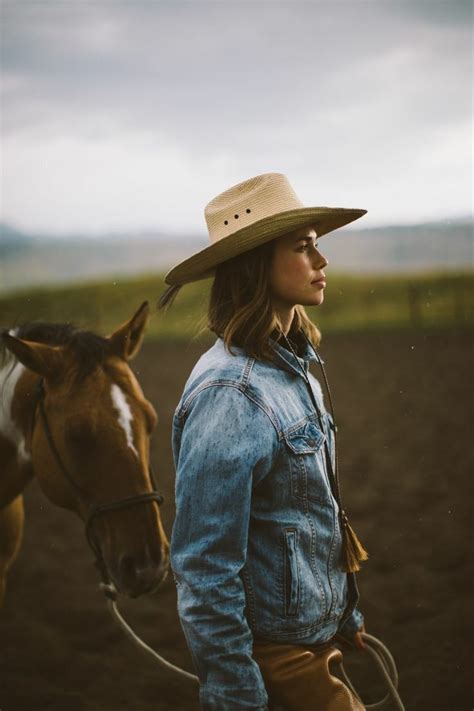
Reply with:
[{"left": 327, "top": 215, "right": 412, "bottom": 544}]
[{"left": 305, "top": 294, "right": 325, "bottom": 307}]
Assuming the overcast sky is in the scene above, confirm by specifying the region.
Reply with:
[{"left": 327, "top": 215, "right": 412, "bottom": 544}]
[{"left": 1, "top": 0, "right": 472, "bottom": 238}]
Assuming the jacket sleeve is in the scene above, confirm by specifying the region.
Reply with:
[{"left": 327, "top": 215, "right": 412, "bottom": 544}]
[{"left": 171, "top": 384, "right": 278, "bottom": 710}]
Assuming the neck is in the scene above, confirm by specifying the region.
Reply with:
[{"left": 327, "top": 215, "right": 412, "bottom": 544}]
[{"left": 274, "top": 304, "right": 295, "bottom": 335}]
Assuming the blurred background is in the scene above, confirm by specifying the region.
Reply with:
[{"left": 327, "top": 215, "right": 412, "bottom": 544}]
[
  {"left": 1, "top": 0, "right": 472, "bottom": 335},
  {"left": 0, "top": 2, "right": 472, "bottom": 711}
]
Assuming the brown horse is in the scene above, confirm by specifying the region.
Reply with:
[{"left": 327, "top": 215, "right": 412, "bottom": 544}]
[{"left": 0, "top": 301, "right": 169, "bottom": 606}]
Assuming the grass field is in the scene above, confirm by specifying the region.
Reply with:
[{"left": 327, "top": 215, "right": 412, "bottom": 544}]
[{"left": 0, "top": 270, "right": 472, "bottom": 339}]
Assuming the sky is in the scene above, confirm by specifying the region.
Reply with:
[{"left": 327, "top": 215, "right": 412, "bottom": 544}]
[{"left": 1, "top": 0, "right": 472, "bottom": 238}]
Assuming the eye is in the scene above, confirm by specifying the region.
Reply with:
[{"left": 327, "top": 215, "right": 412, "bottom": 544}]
[{"left": 296, "top": 243, "right": 309, "bottom": 252}]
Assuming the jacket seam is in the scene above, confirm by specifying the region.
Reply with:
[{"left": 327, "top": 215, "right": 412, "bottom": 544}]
[
  {"left": 178, "top": 380, "right": 282, "bottom": 439},
  {"left": 254, "top": 609, "right": 349, "bottom": 639},
  {"left": 241, "top": 355, "right": 254, "bottom": 388}
]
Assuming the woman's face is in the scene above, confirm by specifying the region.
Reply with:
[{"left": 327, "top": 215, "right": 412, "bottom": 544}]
[{"left": 269, "top": 225, "right": 328, "bottom": 310}]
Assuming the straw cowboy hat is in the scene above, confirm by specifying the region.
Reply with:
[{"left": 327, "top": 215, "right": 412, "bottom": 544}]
[{"left": 164, "top": 172, "right": 367, "bottom": 286}]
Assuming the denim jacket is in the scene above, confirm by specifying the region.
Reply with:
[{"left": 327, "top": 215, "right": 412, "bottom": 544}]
[{"left": 171, "top": 337, "right": 364, "bottom": 710}]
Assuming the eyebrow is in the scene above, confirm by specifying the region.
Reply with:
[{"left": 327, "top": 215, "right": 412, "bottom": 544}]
[{"left": 296, "top": 234, "right": 317, "bottom": 243}]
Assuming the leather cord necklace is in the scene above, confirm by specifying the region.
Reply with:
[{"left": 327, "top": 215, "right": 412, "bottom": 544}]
[{"left": 281, "top": 333, "right": 368, "bottom": 573}]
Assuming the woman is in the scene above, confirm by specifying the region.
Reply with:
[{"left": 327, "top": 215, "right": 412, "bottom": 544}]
[{"left": 161, "top": 173, "right": 368, "bottom": 710}]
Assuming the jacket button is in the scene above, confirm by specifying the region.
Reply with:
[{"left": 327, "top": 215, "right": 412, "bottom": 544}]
[{"left": 308, "top": 438, "right": 316, "bottom": 447}]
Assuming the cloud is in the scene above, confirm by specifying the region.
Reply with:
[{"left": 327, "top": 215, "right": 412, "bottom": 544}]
[{"left": 1, "top": 0, "right": 471, "bottom": 234}]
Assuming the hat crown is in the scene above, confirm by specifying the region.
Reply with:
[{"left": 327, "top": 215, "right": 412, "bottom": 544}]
[{"left": 204, "top": 172, "right": 305, "bottom": 245}]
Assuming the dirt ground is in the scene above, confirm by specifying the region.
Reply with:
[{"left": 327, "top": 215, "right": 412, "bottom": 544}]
[{"left": 0, "top": 330, "right": 472, "bottom": 711}]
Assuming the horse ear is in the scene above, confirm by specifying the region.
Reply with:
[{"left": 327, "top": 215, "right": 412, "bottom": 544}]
[
  {"left": 1, "top": 333, "right": 63, "bottom": 379},
  {"left": 108, "top": 301, "right": 150, "bottom": 361}
]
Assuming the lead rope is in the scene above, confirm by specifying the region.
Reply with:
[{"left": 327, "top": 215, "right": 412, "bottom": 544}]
[
  {"left": 99, "top": 581, "right": 404, "bottom": 709},
  {"left": 99, "top": 580, "right": 404, "bottom": 709},
  {"left": 100, "top": 582, "right": 199, "bottom": 684},
  {"left": 340, "top": 633, "right": 405, "bottom": 711}
]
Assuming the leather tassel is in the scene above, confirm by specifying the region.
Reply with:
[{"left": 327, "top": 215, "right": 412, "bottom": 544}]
[{"left": 340, "top": 511, "right": 369, "bottom": 573}]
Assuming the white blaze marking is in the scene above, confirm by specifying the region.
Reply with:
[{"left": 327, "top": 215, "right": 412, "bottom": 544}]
[
  {"left": 110, "top": 384, "right": 139, "bottom": 458},
  {"left": 0, "top": 355, "right": 31, "bottom": 463}
]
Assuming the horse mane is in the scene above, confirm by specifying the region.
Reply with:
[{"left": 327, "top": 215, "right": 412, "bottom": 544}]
[{"left": 1, "top": 322, "right": 113, "bottom": 382}]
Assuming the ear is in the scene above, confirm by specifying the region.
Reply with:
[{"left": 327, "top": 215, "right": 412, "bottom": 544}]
[
  {"left": 108, "top": 301, "right": 150, "bottom": 361},
  {"left": 2, "top": 332, "right": 64, "bottom": 380}
]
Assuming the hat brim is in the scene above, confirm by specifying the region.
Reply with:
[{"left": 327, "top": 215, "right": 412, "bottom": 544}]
[{"left": 165, "top": 206, "right": 367, "bottom": 286}]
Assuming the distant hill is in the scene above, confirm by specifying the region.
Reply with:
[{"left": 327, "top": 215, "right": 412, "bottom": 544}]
[
  {"left": 0, "top": 218, "right": 472, "bottom": 293},
  {"left": 0, "top": 226, "right": 203, "bottom": 293},
  {"left": 321, "top": 217, "right": 473, "bottom": 274},
  {"left": 0, "top": 223, "right": 35, "bottom": 254}
]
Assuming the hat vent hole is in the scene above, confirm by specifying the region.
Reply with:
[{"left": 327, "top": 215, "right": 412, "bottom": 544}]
[
  {"left": 246, "top": 208, "right": 251, "bottom": 213},
  {"left": 234, "top": 214, "right": 239, "bottom": 219},
  {"left": 224, "top": 220, "right": 228, "bottom": 225}
]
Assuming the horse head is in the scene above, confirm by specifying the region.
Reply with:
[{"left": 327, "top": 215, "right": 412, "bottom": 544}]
[{"left": 2, "top": 302, "right": 169, "bottom": 598}]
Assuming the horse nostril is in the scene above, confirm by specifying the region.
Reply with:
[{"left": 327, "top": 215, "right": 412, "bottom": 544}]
[
  {"left": 119, "top": 554, "right": 138, "bottom": 586},
  {"left": 116, "top": 547, "right": 166, "bottom": 596}
]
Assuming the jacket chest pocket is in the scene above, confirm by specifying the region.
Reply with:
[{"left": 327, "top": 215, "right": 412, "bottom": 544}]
[{"left": 283, "top": 421, "right": 333, "bottom": 504}]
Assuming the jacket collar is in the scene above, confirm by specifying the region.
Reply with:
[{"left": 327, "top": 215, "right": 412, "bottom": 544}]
[
  {"left": 214, "top": 335, "right": 323, "bottom": 378},
  {"left": 269, "top": 336, "right": 322, "bottom": 377}
]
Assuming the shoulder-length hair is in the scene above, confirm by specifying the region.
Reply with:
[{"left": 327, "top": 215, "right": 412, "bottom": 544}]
[{"left": 208, "top": 240, "right": 321, "bottom": 361}]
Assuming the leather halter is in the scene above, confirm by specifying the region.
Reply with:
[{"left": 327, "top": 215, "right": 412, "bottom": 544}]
[{"left": 31, "top": 378, "right": 164, "bottom": 584}]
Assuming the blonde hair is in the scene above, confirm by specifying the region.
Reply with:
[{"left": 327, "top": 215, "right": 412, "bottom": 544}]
[{"left": 208, "top": 240, "right": 321, "bottom": 361}]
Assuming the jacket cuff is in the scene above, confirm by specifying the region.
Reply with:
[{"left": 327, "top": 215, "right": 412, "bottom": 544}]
[
  {"left": 200, "top": 686, "right": 268, "bottom": 710},
  {"left": 338, "top": 607, "right": 364, "bottom": 642}
]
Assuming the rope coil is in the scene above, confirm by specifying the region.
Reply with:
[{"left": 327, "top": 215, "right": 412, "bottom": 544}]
[{"left": 339, "top": 632, "right": 405, "bottom": 710}]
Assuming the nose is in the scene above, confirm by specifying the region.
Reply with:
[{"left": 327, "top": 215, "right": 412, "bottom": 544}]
[{"left": 313, "top": 248, "right": 328, "bottom": 269}]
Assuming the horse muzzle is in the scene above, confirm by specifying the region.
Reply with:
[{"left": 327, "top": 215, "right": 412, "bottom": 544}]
[{"left": 106, "top": 547, "right": 170, "bottom": 598}]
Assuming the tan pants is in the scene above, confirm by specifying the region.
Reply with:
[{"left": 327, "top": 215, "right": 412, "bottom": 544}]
[{"left": 253, "top": 640, "right": 365, "bottom": 711}]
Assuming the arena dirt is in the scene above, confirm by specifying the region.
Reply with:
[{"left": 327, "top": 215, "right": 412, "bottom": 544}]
[{"left": 0, "top": 331, "right": 471, "bottom": 711}]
